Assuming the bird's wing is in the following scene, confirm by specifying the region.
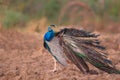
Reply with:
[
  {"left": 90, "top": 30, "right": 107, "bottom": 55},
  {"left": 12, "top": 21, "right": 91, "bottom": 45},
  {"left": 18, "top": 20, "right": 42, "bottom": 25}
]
[
  {"left": 56, "top": 28, "right": 100, "bottom": 37},
  {"left": 57, "top": 28, "right": 120, "bottom": 74},
  {"left": 45, "top": 37, "right": 68, "bottom": 66}
]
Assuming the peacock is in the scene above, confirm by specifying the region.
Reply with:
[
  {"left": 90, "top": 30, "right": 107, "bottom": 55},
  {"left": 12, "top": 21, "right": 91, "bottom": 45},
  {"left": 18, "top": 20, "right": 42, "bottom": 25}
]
[{"left": 43, "top": 24, "right": 120, "bottom": 74}]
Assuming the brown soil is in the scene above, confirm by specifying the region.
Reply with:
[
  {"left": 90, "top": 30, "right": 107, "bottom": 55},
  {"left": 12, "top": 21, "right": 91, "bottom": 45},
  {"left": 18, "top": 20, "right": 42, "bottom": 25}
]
[{"left": 0, "top": 30, "right": 120, "bottom": 80}]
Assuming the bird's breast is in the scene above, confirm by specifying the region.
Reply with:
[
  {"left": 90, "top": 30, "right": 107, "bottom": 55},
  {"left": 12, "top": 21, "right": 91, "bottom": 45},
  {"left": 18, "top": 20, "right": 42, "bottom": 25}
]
[{"left": 46, "top": 37, "right": 68, "bottom": 66}]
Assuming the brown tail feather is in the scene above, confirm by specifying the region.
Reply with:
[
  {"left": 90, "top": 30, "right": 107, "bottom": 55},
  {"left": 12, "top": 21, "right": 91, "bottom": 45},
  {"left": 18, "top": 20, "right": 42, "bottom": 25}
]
[{"left": 62, "top": 40, "right": 90, "bottom": 73}]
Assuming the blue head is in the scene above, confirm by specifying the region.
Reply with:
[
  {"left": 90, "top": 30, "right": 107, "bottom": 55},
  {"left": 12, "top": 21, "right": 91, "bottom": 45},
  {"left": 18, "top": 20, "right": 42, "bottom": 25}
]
[{"left": 44, "top": 27, "right": 55, "bottom": 41}]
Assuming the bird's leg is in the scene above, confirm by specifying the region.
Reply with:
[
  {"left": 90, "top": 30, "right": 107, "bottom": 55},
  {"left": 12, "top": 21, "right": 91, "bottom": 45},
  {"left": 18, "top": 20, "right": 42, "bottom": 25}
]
[
  {"left": 49, "top": 57, "right": 57, "bottom": 72},
  {"left": 53, "top": 58, "right": 57, "bottom": 72},
  {"left": 49, "top": 57, "right": 64, "bottom": 72}
]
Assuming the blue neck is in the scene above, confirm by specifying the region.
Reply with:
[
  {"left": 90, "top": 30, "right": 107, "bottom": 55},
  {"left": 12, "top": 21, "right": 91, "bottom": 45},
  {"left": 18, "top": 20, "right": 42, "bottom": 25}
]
[{"left": 44, "top": 28, "right": 55, "bottom": 41}]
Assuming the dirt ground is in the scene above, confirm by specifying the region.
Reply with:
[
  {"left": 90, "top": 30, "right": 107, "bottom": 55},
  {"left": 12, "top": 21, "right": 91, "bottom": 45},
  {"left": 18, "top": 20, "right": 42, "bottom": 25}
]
[{"left": 0, "top": 29, "right": 120, "bottom": 80}]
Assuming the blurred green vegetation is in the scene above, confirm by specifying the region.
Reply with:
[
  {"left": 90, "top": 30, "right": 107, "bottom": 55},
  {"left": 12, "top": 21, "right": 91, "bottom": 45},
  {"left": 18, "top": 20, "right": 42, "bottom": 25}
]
[
  {"left": 0, "top": 0, "right": 120, "bottom": 28},
  {"left": 2, "top": 10, "right": 28, "bottom": 28}
]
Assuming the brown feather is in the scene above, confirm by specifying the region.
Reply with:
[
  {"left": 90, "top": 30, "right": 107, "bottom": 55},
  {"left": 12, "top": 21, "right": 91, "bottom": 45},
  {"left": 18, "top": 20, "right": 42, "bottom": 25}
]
[
  {"left": 59, "top": 36, "right": 90, "bottom": 73},
  {"left": 56, "top": 28, "right": 120, "bottom": 74}
]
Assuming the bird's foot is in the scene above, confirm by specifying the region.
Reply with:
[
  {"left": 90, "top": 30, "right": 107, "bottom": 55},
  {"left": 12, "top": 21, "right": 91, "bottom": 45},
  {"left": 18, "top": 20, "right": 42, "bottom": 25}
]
[
  {"left": 49, "top": 68, "right": 57, "bottom": 72},
  {"left": 48, "top": 64, "right": 63, "bottom": 73}
]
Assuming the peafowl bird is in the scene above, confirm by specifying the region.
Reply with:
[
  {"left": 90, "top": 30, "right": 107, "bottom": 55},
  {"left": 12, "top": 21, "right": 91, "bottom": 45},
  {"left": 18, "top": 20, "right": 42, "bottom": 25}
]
[{"left": 43, "top": 24, "right": 120, "bottom": 74}]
